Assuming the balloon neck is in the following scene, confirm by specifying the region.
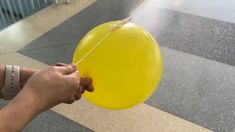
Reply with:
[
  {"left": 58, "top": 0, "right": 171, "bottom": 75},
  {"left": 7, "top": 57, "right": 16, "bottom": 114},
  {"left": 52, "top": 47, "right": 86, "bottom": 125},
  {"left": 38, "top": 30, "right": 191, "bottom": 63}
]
[{"left": 111, "top": 16, "right": 131, "bottom": 30}]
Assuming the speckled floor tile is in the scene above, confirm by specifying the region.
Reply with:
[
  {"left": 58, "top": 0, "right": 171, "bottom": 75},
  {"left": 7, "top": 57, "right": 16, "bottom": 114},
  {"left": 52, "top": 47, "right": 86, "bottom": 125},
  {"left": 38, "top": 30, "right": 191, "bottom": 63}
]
[
  {"left": 0, "top": 52, "right": 48, "bottom": 69},
  {"left": 146, "top": 47, "right": 235, "bottom": 132},
  {"left": 0, "top": 0, "right": 96, "bottom": 54},
  {"left": 52, "top": 98, "right": 212, "bottom": 132},
  {"left": 19, "top": 44, "right": 75, "bottom": 65},
  {"left": 137, "top": 0, "right": 235, "bottom": 24},
  {"left": 0, "top": 100, "right": 92, "bottom": 132},
  {"left": 132, "top": 7, "right": 235, "bottom": 66},
  {"left": 16, "top": 0, "right": 235, "bottom": 131},
  {"left": 24, "top": 110, "right": 93, "bottom": 132},
  {"left": 18, "top": 0, "right": 144, "bottom": 52}
]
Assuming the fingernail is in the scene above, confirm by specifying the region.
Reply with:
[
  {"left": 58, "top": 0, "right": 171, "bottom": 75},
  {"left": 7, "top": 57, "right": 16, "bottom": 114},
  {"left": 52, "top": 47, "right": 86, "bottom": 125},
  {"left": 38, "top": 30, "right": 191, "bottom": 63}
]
[{"left": 71, "top": 64, "right": 77, "bottom": 69}]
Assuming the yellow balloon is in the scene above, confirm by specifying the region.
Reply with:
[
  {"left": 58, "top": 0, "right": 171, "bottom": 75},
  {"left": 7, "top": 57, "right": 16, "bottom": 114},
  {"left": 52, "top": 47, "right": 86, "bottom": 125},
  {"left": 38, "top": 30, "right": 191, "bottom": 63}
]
[{"left": 73, "top": 21, "right": 163, "bottom": 110}]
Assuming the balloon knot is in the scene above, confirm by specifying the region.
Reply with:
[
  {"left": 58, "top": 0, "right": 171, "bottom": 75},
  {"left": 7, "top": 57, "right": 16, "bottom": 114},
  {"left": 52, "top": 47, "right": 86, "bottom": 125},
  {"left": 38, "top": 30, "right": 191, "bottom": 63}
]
[{"left": 111, "top": 16, "right": 131, "bottom": 30}]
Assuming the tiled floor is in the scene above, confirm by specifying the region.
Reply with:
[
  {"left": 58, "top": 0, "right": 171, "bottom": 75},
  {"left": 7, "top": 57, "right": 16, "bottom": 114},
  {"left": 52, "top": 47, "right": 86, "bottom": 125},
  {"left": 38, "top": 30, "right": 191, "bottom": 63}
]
[
  {"left": 135, "top": 0, "right": 235, "bottom": 24},
  {"left": 133, "top": 7, "right": 235, "bottom": 66},
  {"left": 0, "top": 0, "right": 95, "bottom": 54},
  {"left": 25, "top": 110, "right": 93, "bottom": 132},
  {"left": 52, "top": 99, "right": 211, "bottom": 132},
  {"left": 1, "top": 0, "right": 235, "bottom": 131}
]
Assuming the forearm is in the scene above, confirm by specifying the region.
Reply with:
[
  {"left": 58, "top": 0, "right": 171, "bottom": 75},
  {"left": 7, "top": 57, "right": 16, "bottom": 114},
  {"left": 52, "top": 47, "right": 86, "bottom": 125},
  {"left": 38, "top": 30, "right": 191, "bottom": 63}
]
[
  {"left": 0, "top": 87, "right": 42, "bottom": 132},
  {"left": 0, "top": 65, "right": 38, "bottom": 98},
  {"left": 0, "top": 66, "right": 41, "bottom": 131}
]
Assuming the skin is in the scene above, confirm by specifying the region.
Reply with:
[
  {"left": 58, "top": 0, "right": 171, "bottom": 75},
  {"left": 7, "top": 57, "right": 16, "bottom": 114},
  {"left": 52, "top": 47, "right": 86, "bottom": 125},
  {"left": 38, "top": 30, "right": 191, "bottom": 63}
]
[{"left": 0, "top": 63, "right": 93, "bottom": 132}]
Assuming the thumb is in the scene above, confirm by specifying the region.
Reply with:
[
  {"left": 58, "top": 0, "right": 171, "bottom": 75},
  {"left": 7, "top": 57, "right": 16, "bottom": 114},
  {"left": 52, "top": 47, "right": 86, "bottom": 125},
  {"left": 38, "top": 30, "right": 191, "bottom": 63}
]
[
  {"left": 56, "top": 64, "right": 77, "bottom": 75},
  {"left": 66, "top": 70, "right": 80, "bottom": 80}
]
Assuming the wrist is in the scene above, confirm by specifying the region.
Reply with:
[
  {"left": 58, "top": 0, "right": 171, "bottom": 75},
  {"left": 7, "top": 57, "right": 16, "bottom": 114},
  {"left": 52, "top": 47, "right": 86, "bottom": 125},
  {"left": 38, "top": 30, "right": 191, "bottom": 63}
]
[
  {"left": 0, "top": 66, "right": 38, "bottom": 99},
  {"left": 20, "top": 68, "right": 38, "bottom": 88}
]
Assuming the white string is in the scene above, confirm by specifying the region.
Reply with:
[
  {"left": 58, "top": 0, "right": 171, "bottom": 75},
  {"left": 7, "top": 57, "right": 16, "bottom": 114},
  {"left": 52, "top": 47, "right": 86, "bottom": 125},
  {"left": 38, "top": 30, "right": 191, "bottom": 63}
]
[
  {"left": 75, "top": 18, "right": 131, "bottom": 65},
  {"left": 75, "top": 31, "right": 112, "bottom": 65},
  {"left": 74, "top": 0, "right": 150, "bottom": 65}
]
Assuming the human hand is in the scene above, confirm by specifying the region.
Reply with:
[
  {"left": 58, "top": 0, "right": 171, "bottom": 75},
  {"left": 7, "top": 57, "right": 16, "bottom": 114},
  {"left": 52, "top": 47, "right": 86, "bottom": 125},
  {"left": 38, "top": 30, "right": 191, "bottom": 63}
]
[
  {"left": 16, "top": 64, "right": 93, "bottom": 112},
  {"left": 0, "top": 64, "right": 93, "bottom": 132},
  {"left": 54, "top": 63, "right": 94, "bottom": 95}
]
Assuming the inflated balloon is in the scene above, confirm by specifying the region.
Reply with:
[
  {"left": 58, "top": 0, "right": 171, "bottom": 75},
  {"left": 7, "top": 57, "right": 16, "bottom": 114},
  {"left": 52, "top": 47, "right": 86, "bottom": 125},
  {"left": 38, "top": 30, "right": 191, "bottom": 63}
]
[{"left": 73, "top": 21, "right": 163, "bottom": 109}]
